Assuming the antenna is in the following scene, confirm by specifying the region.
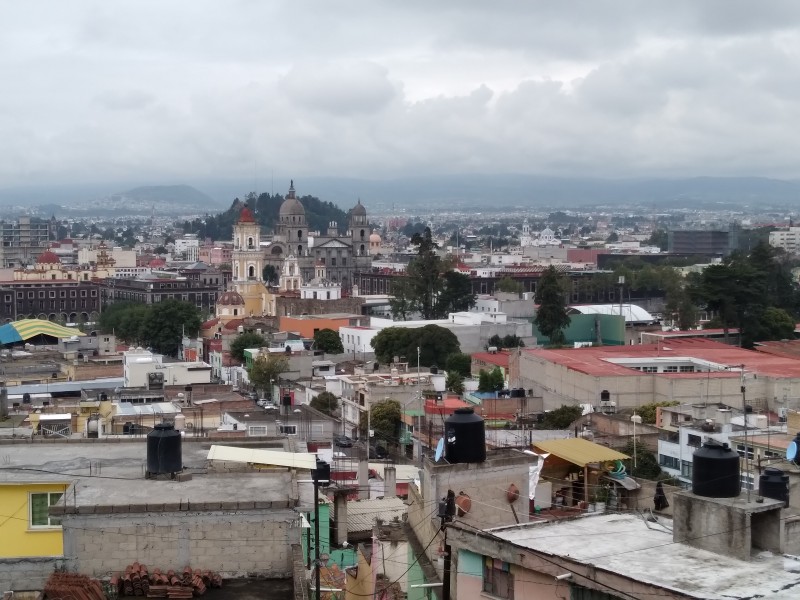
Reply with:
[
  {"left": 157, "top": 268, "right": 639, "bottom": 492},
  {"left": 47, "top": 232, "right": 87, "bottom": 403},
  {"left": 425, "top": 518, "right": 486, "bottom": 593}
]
[{"left": 434, "top": 437, "right": 445, "bottom": 462}]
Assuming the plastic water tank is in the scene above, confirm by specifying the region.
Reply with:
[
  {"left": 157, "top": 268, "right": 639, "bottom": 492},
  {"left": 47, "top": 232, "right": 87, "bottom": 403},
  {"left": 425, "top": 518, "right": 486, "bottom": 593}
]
[
  {"left": 173, "top": 413, "right": 186, "bottom": 432},
  {"left": 759, "top": 467, "right": 789, "bottom": 506},
  {"left": 692, "top": 440, "right": 740, "bottom": 498},
  {"left": 445, "top": 408, "right": 486, "bottom": 464},
  {"left": 147, "top": 423, "right": 183, "bottom": 475}
]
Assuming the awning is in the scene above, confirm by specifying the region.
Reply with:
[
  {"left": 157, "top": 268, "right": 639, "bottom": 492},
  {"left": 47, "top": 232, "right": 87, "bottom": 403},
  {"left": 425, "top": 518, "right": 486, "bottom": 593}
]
[
  {"left": 532, "top": 438, "right": 629, "bottom": 467},
  {"left": 603, "top": 475, "right": 641, "bottom": 490},
  {"left": 0, "top": 319, "right": 86, "bottom": 345},
  {"left": 206, "top": 445, "right": 317, "bottom": 470}
]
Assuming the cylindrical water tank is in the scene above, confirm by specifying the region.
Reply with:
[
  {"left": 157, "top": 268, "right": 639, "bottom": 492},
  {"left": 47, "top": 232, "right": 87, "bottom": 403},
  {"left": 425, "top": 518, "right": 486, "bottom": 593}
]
[
  {"left": 147, "top": 423, "right": 183, "bottom": 475},
  {"left": 759, "top": 467, "right": 789, "bottom": 506},
  {"left": 692, "top": 440, "right": 740, "bottom": 498},
  {"left": 445, "top": 408, "right": 486, "bottom": 464}
]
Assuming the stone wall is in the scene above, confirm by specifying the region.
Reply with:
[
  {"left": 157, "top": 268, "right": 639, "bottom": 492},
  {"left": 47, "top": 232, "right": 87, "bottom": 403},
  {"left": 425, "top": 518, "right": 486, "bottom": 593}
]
[
  {"left": 0, "top": 556, "right": 62, "bottom": 593},
  {"left": 62, "top": 509, "right": 302, "bottom": 578}
]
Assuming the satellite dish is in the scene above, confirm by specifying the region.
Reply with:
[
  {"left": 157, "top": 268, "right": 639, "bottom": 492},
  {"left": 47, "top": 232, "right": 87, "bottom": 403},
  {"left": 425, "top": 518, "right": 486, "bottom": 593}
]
[
  {"left": 787, "top": 441, "right": 798, "bottom": 462},
  {"left": 434, "top": 438, "right": 445, "bottom": 462}
]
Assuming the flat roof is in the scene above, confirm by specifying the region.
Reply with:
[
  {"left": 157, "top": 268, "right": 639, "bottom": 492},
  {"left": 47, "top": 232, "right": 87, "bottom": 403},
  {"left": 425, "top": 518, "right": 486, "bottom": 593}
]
[
  {"left": 347, "top": 497, "right": 407, "bottom": 533},
  {"left": 522, "top": 338, "right": 800, "bottom": 378},
  {"left": 484, "top": 513, "right": 800, "bottom": 599}
]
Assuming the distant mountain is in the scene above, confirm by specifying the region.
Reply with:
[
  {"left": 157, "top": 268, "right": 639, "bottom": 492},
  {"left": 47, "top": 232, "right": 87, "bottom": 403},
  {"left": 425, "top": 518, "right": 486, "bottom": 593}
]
[{"left": 110, "top": 185, "right": 223, "bottom": 209}]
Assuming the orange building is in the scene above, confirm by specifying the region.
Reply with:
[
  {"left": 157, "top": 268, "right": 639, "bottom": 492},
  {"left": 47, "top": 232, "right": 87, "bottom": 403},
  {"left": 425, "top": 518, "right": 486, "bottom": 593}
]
[{"left": 278, "top": 313, "right": 367, "bottom": 339}]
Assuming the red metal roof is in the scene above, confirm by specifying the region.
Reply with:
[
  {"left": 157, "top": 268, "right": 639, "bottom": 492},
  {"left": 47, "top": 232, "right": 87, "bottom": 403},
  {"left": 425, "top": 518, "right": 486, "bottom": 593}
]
[
  {"left": 471, "top": 350, "right": 511, "bottom": 368},
  {"left": 521, "top": 338, "right": 800, "bottom": 378}
]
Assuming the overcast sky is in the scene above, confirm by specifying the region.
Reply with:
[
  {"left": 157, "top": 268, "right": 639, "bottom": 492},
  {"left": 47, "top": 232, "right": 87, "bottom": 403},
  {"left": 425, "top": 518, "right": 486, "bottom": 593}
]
[{"left": 3, "top": 1, "right": 800, "bottom": 188}]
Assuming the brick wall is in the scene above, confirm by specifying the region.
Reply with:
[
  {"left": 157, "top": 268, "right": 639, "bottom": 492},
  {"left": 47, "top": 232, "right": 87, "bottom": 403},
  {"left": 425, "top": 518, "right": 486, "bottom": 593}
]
[{"left": 62, "top": 509, "right": 302, "bottom": 579}]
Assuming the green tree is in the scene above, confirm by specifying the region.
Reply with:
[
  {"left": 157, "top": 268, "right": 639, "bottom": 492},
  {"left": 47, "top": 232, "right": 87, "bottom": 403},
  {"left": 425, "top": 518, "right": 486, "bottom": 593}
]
[
  {"left": 248, "top": 353, "right": 289, "bottom": 398},
  {"left": 371, "top": 325, "right": 460, "bottom": 368},
  {"left": 314, "top": 328, "right": 344, "bottom": 354},
  {"left": 637, "top": 401, "right": 679, "bottom": 425},
  {"left": 647, "top": 229, "right": 669, "bottom": 251},
  {"left": 539, "top": 405, "right": 583, "bottom": 429},
  {"left": 445, "top": 353, "right": 472, "bottom": 377},
  {"left": 310, "top": 391, "right": 339, "bottom": 416},
  {"left": 758, "top": 306, "right": 796, "bottom": 341},
  {"left": 478, "top": 369, "right": 490, "bottom": 392},
  {"left": 446, "top": 371, "right": 465, "bottom": 395},
  {"left": 263, "top": 265, "right": 278, "bottom": 284},
  {"left": 361, "top": 399, "right": 402, "bottom": 444},
  {"left": 478, "top": 367, "right": 504, "bottom": 392},
  {"left": 230, "top": 331, "right": 266, "bottom": 363},
  {"left": 495, "top": 276, "right": 523, "bottom": 295},
  {"left": 534, "top": 266, "right": 571, "bottom": 346},
  {"left": 138, "top": 299, "right": 202, "bottom": 356},
  {"left": 388, "top": 227, "right": 475, "bottom": 320},
  {"left": 621, "top": 440, "right": 663, "bottom": 480}
]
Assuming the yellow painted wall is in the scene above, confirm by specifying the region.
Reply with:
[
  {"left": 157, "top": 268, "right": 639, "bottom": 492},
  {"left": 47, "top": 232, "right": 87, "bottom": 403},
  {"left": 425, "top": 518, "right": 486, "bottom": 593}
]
[{"left": 0, "top": 482, "right": 68, "bottom": 558}]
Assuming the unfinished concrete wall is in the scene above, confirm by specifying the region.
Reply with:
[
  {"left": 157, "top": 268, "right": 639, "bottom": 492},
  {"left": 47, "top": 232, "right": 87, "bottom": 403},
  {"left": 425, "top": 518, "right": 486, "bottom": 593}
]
[
  {"left": 0, "top": 557, "right": 62, "bottom": 593},
  {"left": 62, "top": 509, "right": 301, "bottom": 578}
]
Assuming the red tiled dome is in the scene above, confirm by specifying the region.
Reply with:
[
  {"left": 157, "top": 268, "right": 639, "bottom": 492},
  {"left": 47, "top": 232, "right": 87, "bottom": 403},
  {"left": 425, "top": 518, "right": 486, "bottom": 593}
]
[
  {"left": 149, "top": 257, "right": 166, "bottom": 268},
  {"left": 239, "top": 207, "right": 256, "bottom": 223},
  {"left": 218, "top": 290, "right": 245, "bottom": 306},
  {"left": 37, "top": 251, "right": 60, "bottom": 264}
]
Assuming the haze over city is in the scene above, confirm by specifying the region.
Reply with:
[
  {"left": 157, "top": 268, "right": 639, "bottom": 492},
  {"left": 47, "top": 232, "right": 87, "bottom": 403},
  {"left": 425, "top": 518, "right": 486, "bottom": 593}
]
[{"left": 5, "top": 1, "right": 800, "bottom": 204}]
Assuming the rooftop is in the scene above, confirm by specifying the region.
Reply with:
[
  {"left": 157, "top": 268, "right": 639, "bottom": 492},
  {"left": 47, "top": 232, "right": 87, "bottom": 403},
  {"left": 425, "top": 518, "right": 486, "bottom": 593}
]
[
  {"left": 347, "top": 497, "right": 408, "bottom": 533},
  {"left": 484, "top": 513, "right": 800, "bottom": 599},
  {"left": 522, "top": 338, "right": 800, "bottom": 378}
]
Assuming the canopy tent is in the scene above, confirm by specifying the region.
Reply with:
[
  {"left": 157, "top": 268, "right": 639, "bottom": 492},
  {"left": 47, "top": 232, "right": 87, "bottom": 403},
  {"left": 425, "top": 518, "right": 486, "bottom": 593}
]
[
  {"left": 533, "top": 437, "right": 629, "bottom": 467},
  {"left": 0, "top": 319, "right": 86, "bottom": 345}
]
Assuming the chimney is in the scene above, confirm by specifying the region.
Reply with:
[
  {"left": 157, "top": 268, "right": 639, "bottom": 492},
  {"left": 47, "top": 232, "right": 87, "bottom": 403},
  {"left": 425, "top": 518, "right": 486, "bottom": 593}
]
[
  {"left": 358, "top": 460, "right": 369, "bottom": 500},
  {"left": 383, "top": 466, "right": 397, "bottom": 498},
  {"left": 333, "top": 489, "right": 349, "bottom": 546}
]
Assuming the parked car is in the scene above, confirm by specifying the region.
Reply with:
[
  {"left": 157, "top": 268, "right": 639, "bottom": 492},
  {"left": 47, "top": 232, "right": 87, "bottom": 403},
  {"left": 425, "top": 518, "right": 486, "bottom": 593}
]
[
  {"left": 334, "top": 435, "right": 354, "bottom": 448},
  {"left": 258, "top": 399, "right": 277, "bottom": 410},
  {"left": 370, "top": 444, "right": 388, "bottom": 459},
  {"left": 247, "top": 391, "right": 259, "bottom": 401}
]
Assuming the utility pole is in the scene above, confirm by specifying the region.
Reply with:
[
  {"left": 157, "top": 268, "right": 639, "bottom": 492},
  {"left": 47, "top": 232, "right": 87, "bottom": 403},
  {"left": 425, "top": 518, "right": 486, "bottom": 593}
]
[
  {"left": 312, "top": 459, "right": 330, "bottom": 600},
  {"left": 439, "top": 490, "right": 455, "bottom": 600}
]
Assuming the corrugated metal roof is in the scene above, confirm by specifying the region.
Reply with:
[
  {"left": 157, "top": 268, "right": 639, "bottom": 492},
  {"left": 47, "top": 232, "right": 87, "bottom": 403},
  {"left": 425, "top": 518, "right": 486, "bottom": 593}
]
[
  {"left": 533, "top": 438, "right": 629, "bottom": 467},
  {"left": 115, "top": 402, "right": 179, "bottom": 416},
  {"left": 38, "top": 413, "right": 72, "bottom": 421},
  {"left": 206, "top": 445, "right": 317, "bottom": 470},
  {"left": 347, "top": 497, "right": 408, "bottom": 533}
]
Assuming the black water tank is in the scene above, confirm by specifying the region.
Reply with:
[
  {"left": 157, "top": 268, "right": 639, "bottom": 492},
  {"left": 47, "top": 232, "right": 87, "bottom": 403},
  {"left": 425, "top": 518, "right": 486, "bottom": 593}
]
[
  {"left": 600, "top": 390, "right": 610, "bottom": 402},
  {"left": 760, "top": 467, "right": 790, "bottom": 506},
  {"left": 430, "top": 365, "right": 439, "bottom": 375},
  {"left": 147, "top": 423, "right": 183, "bottom": 475},
  {"left": 445, "top": 408, "right": 486, "bottom": 464},
  {"left": 692, "top": 440, "right": 740, "bottom": 498}
]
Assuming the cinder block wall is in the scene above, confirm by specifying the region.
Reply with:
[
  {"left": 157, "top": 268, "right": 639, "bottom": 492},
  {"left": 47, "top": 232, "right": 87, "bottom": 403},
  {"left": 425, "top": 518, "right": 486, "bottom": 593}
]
[
  {"left": 0, "top": 557, "right": 61, "bottom": 593},
  {"left": 62, "top": 509, "right": 301, "bottom": 578}
]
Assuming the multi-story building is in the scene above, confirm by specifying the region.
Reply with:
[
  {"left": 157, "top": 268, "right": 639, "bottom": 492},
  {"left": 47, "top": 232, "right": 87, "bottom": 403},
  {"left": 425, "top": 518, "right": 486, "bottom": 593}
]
[
  {"left": 0, "top": 278, "right": 101, "bottom": 323},
  {"left": 174, "top": 234, "right": 200, "bottom": 261},
  {"left": 769, "top": 226, "right": 800, "bottom": 254},
  {"left": 668, "top": 225, "right": 739, "bottom": 256},
  {"left": 0, "top": 216, "right": 54, "bottom": 267}
]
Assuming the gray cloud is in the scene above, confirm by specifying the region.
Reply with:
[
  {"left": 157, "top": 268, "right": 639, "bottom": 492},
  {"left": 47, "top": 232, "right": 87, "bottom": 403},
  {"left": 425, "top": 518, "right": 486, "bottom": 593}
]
[{"left": 2, "top": 1, "right": 800, "bottom": 188}]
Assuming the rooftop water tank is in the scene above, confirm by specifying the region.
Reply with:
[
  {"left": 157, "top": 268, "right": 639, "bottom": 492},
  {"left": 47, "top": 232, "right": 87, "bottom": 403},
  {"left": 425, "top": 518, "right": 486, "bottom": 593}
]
[
  {"left": 445, "top": 408, "right": 486, "bottom": 464},
  {"left": 692, "top": 440, "right": 740, "bottom": 498},
  {"left": 147, "top": 422, "right": 183, "bottom": 477},
  {"left": 759, "top": 467, "right": 789, "bottom": 507}
]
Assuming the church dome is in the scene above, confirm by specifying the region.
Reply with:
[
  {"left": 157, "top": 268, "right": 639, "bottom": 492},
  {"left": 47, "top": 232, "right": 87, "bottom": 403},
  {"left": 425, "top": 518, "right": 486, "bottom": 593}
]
[
  {"left": 218, "top": 290, "right": 246, "bottom": 306},
  {"left": 351, "top": 199, "right": 367, "bottom": 217},
  {"left": 280, "top": 180, "right": 305, "bottom": 216},
  {"left": 239, "top": 206, "right": 255, "bottom": 223},
  {"left": 37, "top": 251, "right": 60, "bottom": 265},
  {"left": 369, "top": 232, "right": 381, "bottom": 244}
]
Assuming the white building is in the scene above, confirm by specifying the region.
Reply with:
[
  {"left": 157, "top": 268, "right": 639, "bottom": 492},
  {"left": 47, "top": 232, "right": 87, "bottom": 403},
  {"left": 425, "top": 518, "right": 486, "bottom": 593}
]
[
  {"left": 174, "top": 234, "right": 200, "bottom": 262},
  {"left": 300, "top": 263, "right": 342, "bottom": 300},
  {"left": 123, "top": 347, "right": 212, "bottom": 388},
  {"left": 769, "top": 227, "right": 800, "bottom": 254}
]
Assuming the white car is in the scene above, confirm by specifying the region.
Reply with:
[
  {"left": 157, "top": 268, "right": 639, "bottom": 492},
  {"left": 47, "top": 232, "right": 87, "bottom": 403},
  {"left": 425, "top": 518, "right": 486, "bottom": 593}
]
[{"left": 257, "top": 399, "right": 277, "bottom": 409}]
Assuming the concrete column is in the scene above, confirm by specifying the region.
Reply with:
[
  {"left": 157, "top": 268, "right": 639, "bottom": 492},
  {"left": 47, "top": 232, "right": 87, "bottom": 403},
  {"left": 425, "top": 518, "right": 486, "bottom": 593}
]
[
  {"left": 383, "top": 466, "right": 396, "bottom": 499},
  {"left": 358, "top": 460, "right": 369, "bottom": 500},
  {"left": 333, "top": 491, "right": 348, "bottom": 546}
]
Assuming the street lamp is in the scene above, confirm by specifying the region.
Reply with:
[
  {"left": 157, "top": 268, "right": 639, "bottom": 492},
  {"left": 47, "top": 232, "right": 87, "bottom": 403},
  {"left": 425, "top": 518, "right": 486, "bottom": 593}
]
[{"left": 630, "top": 412, "right": 642, "bottom": 474}]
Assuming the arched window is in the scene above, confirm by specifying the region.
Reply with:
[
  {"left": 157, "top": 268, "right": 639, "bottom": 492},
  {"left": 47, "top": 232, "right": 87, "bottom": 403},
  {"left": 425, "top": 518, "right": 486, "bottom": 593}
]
[
  {"left": 360, "top": 229, "right": 365, "bottom": 240},
  {"left": 248, "top": 237, "right": 254, "bottom": 249},
  {"left": 298, "top": 245, "right": 303, "bottom": 256},
  {"left": 360, "top": 244, "right": 366, "bottom": 255},
  {"left": 298, "top": 230, "right": 302, "bottom": 240},
  {"left": 248, "top": 266, "right": 255, "bottom": 278}
]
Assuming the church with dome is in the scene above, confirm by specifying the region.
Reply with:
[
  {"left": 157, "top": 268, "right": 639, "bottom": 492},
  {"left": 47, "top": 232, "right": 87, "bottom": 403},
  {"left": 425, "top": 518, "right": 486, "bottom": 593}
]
[{"left": 225, "top": 181, "right": 373, "bottom": 318}]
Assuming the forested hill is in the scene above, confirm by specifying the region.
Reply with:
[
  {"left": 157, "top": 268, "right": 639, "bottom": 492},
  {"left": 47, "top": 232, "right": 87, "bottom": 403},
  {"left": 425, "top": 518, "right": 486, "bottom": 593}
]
[{"left": 179, "top": 192, "right": 349, "bottom": 240}]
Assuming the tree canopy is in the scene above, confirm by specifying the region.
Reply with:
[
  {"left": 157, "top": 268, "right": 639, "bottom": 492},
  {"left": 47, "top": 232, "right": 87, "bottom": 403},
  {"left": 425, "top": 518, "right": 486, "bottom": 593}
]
[
  {"left": 445, "top": 371, "right": 465, "bottom": 395},
  {"left": 495, "top": 276, "right": 523, "bottom": 295},
  {"left": 371, "top": 324, "right": 461, "bottom": 368},
  {"left": 248, "top": 353, "right": 289, "bottom": 397},
  {"left": 539, "top": 405, "right": 583, "bottom": 429},
  {"left": 99, "top": 299, "right": 202, "bottom": 356},
  {"left": 313, "top": 328, "right": 344, "bottom": 354},
  {"left": 478, "top": 367, "right": 505, "bottom": 392},
  {"left": 229, "top": 331, "right": 266, "bottom": 363},
  {"left": 310, "top": 391, "right": 339, "bottom": 416},
  {"left": 361, "top": 399, "right": 402, "bottom": 444},
  {"left": 534, "top": 266, "right": 571, "bottom": 346},
  {"left": 445, "top": 352, "right": 472, "bottom": 377},
  {"left": 389, "top": 227, "right": 475, "bottom": 320}
]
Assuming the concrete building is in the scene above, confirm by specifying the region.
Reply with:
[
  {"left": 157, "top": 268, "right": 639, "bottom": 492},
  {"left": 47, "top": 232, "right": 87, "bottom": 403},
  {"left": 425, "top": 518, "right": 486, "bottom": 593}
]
[
  {"left": 510, "top": 338, "right": 800, "bottom": 412},
  {"left": 668, "top": 226, "right": 739, "bottom": 256},
  {"left": 0, "top": 216, "right": 53, "bottom": 267},
  {"left": 769, "top": 226, "right": 800, "bottom": 254},
  {"left": 0, "top": 439, "right": 313, "bottom": 592},
  {"left": 123, "top": 347, "right": 212, "bottom": 388},
  {"left": 174, "top": 233, "right": 200, "bottom": 261}
]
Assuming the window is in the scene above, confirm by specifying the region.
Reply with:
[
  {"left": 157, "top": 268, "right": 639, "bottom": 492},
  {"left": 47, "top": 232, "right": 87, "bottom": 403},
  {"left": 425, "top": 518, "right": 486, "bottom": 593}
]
[
  {"left": 49, "top": 291, "right": 56, "bottom": 298},
  {"left": 741, "top": 473, "right": 755, "bottom": 491},
  {"left": 679, "top": 365, "right": 695, "bottom": 373},
  {"left": 30, "top": 492, "right": 63, "bottom": 527},
  {"left": 687, "top": 434, "right": 701, "bottom": 448},
  {"left": 659, "top": 455, "right": 680, "bottom": 470},
  {"left": 663, "top": 365, "right": 678, "bottom": 373},
  {"left": 681, "top": 460, "right": 693, "bottom": 479},
  {"left": 278, "top": 425, "right": 297, "bottom": 435},
  {"left": 483, "top": 557, "right": 513, "bottom": 599},
  {"left": 642, "top": 366, "right": 657, "bottom": 373},
  {"left": 248, "top": 426, "right": 267, "bottom": 436},
  {"left": 736, "top": 444, "right": 754, "bottom": 460}
]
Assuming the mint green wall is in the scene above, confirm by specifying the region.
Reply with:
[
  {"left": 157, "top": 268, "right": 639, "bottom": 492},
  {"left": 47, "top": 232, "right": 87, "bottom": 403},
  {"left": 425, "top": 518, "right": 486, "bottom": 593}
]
[
  {"left": 458, "top": 549, "right": 484, "bottom": 576},
  {"left": 302, "top": 502, "right": 358, "bottom": 571},
  {"left": 532, "top": 314, "right": 625, "bottom": 346}
]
